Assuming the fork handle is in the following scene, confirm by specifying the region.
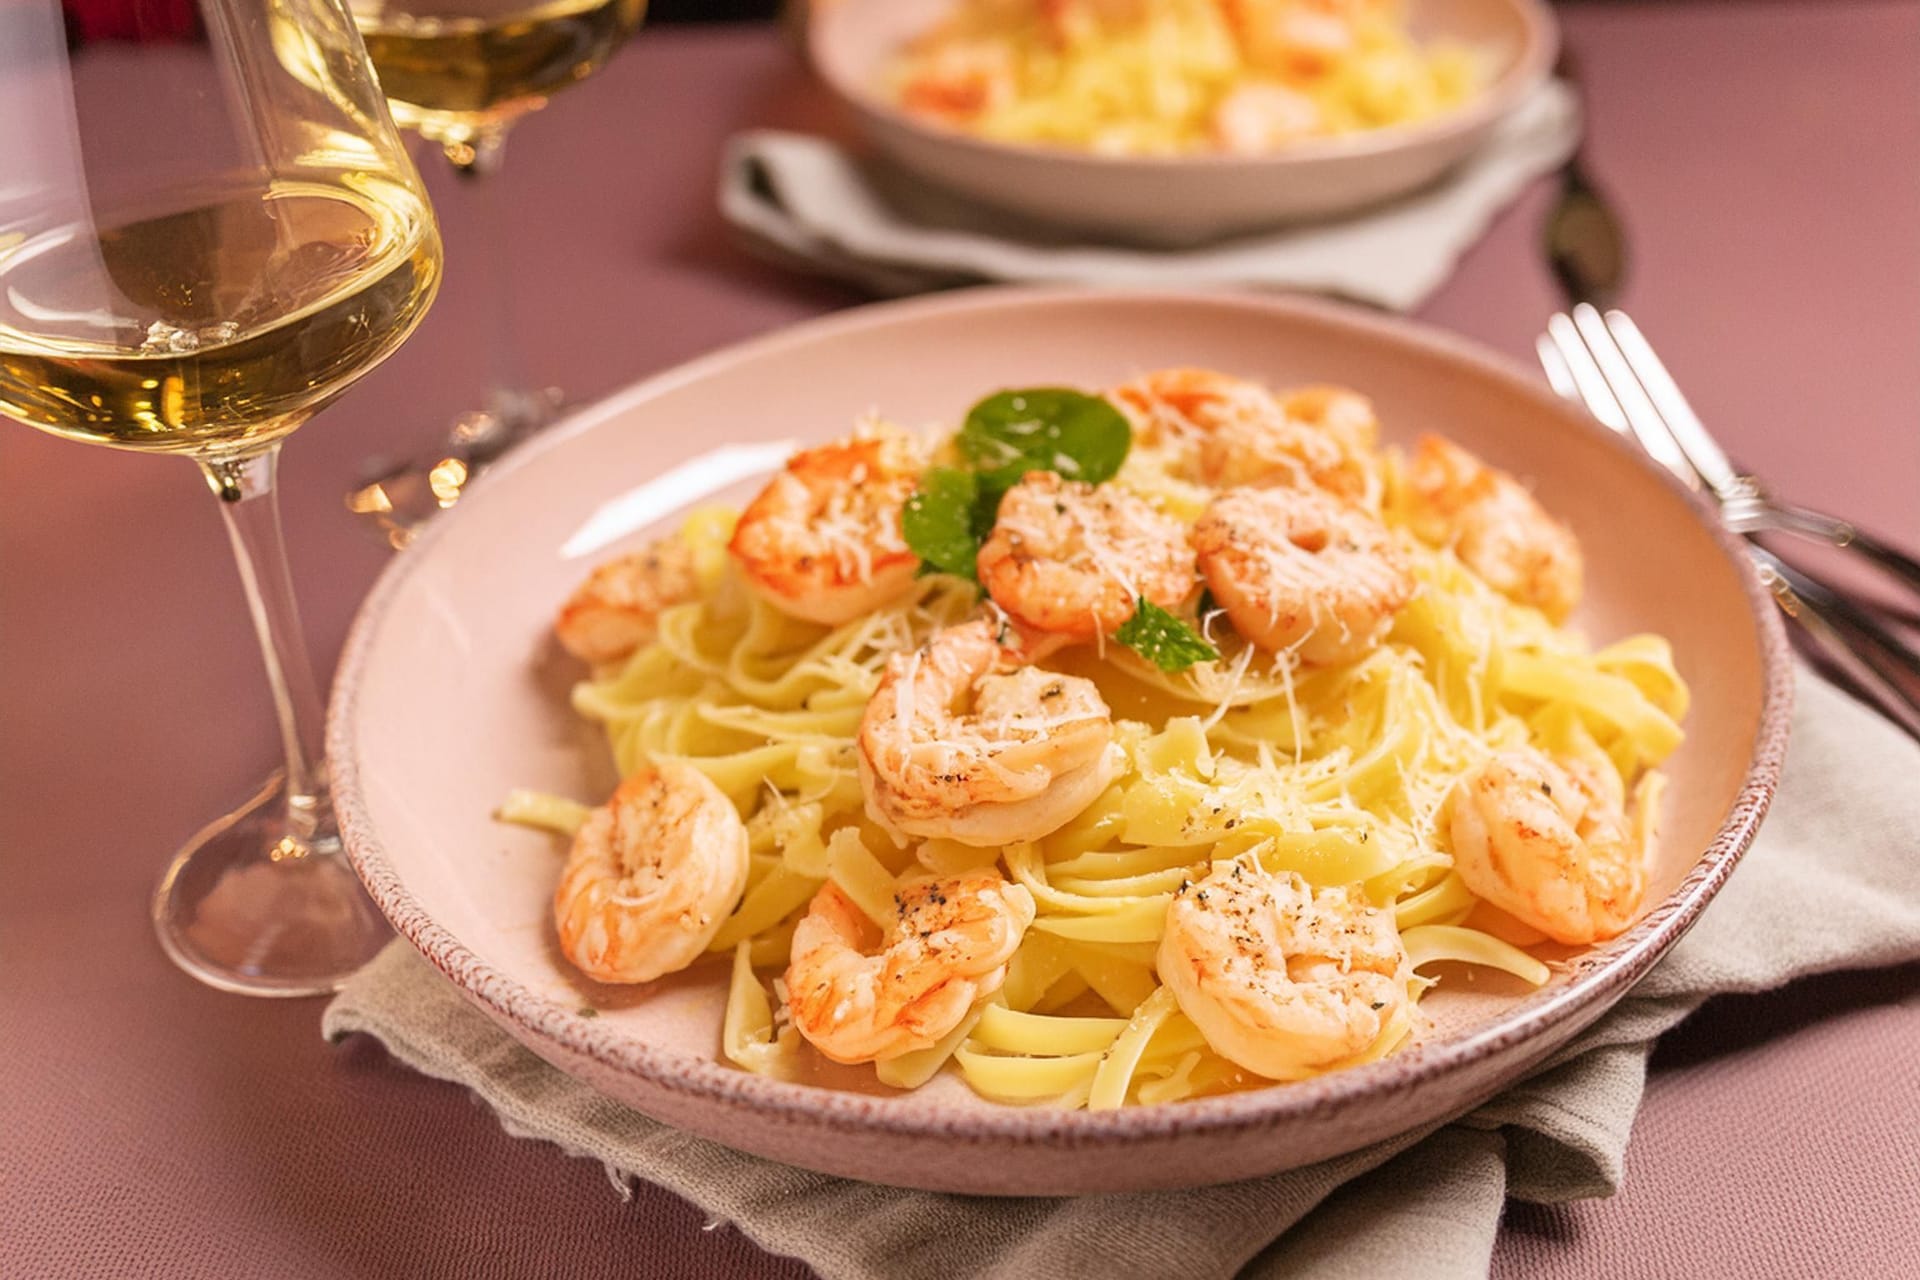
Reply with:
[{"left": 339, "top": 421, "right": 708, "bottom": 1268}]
[
  {"left": 1758, "top": 500, "right": 1920, "bottom": 601},
  {"left": 1753, "top": 547, "right": 1920, "bottom": 740}
]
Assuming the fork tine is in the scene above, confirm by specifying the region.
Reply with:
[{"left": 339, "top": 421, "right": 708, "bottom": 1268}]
[
  {"left": 1568, "top": 304, "right": 1700, "bottom": 488},
  {"left": 1534, "top": 334, "right": 1580, "bottom": 400},
  {"left": 1544, "top": 312, "right": 1630, "bottom": 434},
  {"left": 1600, "top": 311, "right": 1741, "bottom": 496}
]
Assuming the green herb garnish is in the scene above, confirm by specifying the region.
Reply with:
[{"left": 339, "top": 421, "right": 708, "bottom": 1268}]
[
  {"left": 577, "top": 1006, "right": 599, "bottom": 1019},
  {"left": 1115, "top": 598, "right": 1219, "bottom": 673},
  {"left": 905, "top": 388, "right": 1133, "bottom": 583},
  {"left": 903, "top": 467, "right": 992, "bottom": 580},
  {"left": 957, "top": 388, "right": 1131, "bottom": 491}
]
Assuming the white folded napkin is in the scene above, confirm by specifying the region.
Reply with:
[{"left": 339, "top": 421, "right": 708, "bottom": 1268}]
[
  {"left": 718, "top": 81, "right": 1579, "bottom": 311},
  {"left": 325, "top": 670, "right": 1920, "bottom": 1279}
]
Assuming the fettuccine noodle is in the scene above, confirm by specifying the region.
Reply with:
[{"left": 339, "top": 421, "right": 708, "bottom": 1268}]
[{"left": 504, "top": 433, "right": 1686, "bottom": 1109}]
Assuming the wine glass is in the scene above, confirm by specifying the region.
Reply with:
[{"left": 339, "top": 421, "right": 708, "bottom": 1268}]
[
  {"left": 345, "top": 0, "right": 647, "bottom": 472},
  {"left": 0, "top": 0, "right": 444, "bottom": 994}
]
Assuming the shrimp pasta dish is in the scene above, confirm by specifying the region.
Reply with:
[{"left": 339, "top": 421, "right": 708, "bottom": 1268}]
[
  {"left": 886, "top": 0, "right": 1485, "bottom": 156},
  {"left": 505, "top": 368, "right": 1687, "bottom": 1110}
]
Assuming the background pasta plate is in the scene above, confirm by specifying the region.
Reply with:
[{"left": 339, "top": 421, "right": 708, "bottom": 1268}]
[
  {"left": 330, "top": 288, "right": 1790, "bottom": 1195},
  {"left": 810, "top": 0, "right": 1557, "bottom": 243}
]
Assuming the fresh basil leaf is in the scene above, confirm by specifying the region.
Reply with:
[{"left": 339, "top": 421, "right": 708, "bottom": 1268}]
[
  {"left": 903, "top": 467, "right": 986, "bottom": 581},
  {"left": 969, "top": 473, "right": 1007, "bottom": 542},
  {"left": 1115, "top": 598, "right": 1220, "bottom": 673},
  {"left": 958, "top": 388, "right": 1131, "bottom": 489}
]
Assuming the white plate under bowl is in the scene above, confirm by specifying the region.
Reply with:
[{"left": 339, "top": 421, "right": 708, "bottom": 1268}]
[
  {"left": 330, "top": 287, "right": 1789, "bottom": 1195},
  {"left": 809, "top": 0, "right": 1558, "bottom": 244}
]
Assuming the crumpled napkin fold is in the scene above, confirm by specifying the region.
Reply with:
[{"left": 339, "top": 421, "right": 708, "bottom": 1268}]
[
  {"left": 718, "top": 81, "right": 1580, "bottom": 311},
  {"left": 325, "top": 672, "right": 1920, "bottom": 1280}
]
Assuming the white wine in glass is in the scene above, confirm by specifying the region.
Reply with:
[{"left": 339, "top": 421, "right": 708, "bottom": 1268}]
[
  {"left": 1, "top": 180, "right": 437, "bottom": 455},
  {"left": 355, "top": 0, "right": 646, "bottom": 146},
  {"left": 347, "top": 0, "right": 646, "bottom": 468},
  {"left": 0, "top": 0, "right": 444, "bottom": 995}
]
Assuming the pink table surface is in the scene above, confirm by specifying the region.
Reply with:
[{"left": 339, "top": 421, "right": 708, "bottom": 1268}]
[{"left": 5, "top": 4, "right": 1918, "bottom": 1277}]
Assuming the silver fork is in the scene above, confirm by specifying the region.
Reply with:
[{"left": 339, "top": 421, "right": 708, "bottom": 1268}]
[
  {"left": 1540, "top": 309, "right": 1920, "bottom": 597},
  {"left": 1535, "top": 46, "right": 1920, "bottom": 737},
  {"left": 1540, "top": 305, "right": 1920, "bottom": 739}
]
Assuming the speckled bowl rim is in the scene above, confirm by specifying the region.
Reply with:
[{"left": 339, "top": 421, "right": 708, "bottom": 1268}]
[
  {"left": 807, "top": 0, "right": 1559, "bottom": 172},
  {"left": 329, "top": 286, "right": 1792, "bottom": 1152}
]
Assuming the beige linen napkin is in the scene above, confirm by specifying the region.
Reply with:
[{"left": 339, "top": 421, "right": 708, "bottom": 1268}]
[
  {"left": 324, "top": 672, "right": 1920, "bottom": 1280},
  {"left": 717, "top": 82, "right": 1578, "bottom": 312}
]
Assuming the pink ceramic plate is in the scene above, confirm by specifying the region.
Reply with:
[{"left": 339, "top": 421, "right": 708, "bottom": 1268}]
[{"left": 330, "top": 288, "right": 1790, "bottom": 1195}]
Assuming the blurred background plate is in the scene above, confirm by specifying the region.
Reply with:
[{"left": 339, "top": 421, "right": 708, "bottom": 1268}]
[{"left": 809, "top": 0, "right": 1558, "bottom": 244}]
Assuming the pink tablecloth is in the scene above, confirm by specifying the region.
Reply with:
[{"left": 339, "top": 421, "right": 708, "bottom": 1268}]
[{"left": 4, "top": 4, "right": 1917, "bottom": 1276}]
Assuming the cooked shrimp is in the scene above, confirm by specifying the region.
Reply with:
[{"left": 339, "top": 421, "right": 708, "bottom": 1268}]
[
  {"left": 897, "top": 40, "right": 1016, "bottom": 123},
  {"left": 728, "top": 426, "right": 922, "bottom": 627},
  {"left": 1210, "top": 82, "right": 1324, "bottom": 153},
  {"left": 1198, "top": 384, "right": 1382, "bottom": 505},
  {"left": 977, "top": 470, "right": 1196, "bottom": 641},
  {"left": 1158, "top": 860, "right": 1412, "bottom": 1081},
  {"left": 1221, "top": 0, "right": 1365, "bottom": 78},
  {"left": 857, "top": 619, "right": 1123, "bottom": 847},
  {"left": 993, "top": 613, "right": 1077, "bottom": 667},
  {"left": 1447, "top": 747, "right": 1655, "bottom": 946},
  {"left": 1110, "top": 369, "right": 1377, "bottom": 502},
  {"left": 553, "top": 534, "right": 700, "bottom": 667},
  {"left": 1193, "top": 486, "right": 1413, "bottom": 664},
  {"left": 1403, "top": 435, "right": 1584, "bottom": 622},
  {"left": 1109, "top": 367, "right": 1281, "bottom": 477},
  {"left": 786, "top": 870, "right": 1036, "bottom": 1064},
  {"left": 1281, "top": 384, "right": 1380, "bottom": 450},
  {"left": 553, "top": 763, "right": 750, "bottom": 984}
]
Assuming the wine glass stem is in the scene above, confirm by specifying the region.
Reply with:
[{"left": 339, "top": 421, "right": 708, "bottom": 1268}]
[
  {"left": 443, "top": 131, "right": 534, "bottom": 409},
  {"left": 199, "top": 447, "right": 332, "bottom": 851}
]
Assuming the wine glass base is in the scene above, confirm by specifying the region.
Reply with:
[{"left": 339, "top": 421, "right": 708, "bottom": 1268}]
[
  {"left": 449, "top": 385, "right": 564, "bottom": 466},
  {"left": 152, "top": 773, "right": 391, "bottom": 997},
  {"left": 346, "top": 385, "right": 566, "bottom": 548}
]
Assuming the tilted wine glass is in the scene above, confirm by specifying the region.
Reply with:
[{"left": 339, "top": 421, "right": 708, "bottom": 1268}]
[
  {"left": 346, "top": 0, "right": 647, "bottom": 475},
  {"left": 0, "top": 0, "right": 444, "bottom": 994}
]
